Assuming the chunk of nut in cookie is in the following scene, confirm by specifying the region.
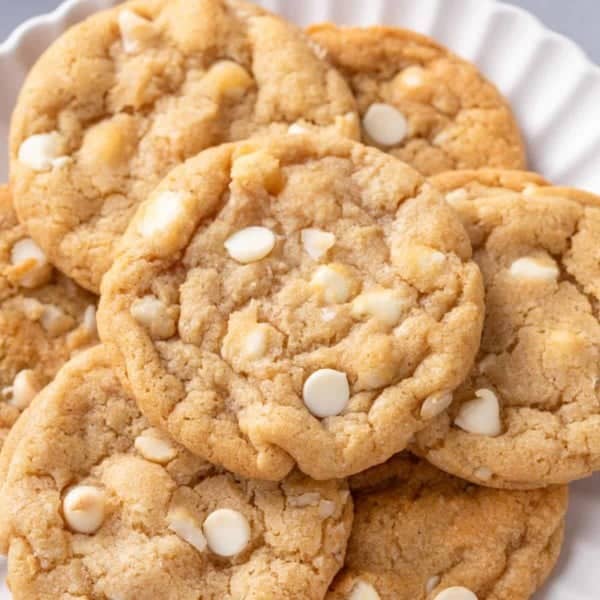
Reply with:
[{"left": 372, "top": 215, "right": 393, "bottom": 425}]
[
  {"left": 311, "top": 264, "right": 354, "bottom": 304},
  {"left": 396, "top": 66, "right": 427, "bottom": 89},
  {"left": 231, "top": 150, "right": 283, "bottom": 194},
  {"left": 201, "top": 60, "right": 254, "bottom": 100},
  {"left": 288, "top": 123, "right": 308, "bottom": 135},
  {"left": 203, "top": 508, "right": 251, "bottom": 557},
  {"left": 303, "top": 369, "right": 350, "bottom": 418},
  {"left": 135, "top": 429, "right": 178, "bottom": 464},
  {"left": 167, "top": 506, "right": 207, "bottom": 552},
  {"left": 118, "top": 9, "right": 156, "bottom": 54},
  {"left": 426, "top": 575, "right": 441, "bottom": 593},
  {"left": 10, "top": 238, "right": 52, "bottom": 288},
  {"left": 433, "top": 587, "right": 478, "bottom": 600},
  {"left": 80, "top": 116, "right": 137, "bottom": 168},
  {"left": 301, "top": 228, "right": 336, "bottom": 261},
  {"left": 362, "top": 103, "right": 408, "bottom": 146},
  {"left": 137, "top": 191, "right": 187, "bottom": 238},
  {"left": 9, "top": 369, "right": 40, "bottom": 410},
  {"left": 420, "top": 390, "right": 453, "bottom": 420},
  {"left": 63, "top": 485, "right": 106, "bottom": 534},
  {"left": 18, "top": 131, "right": 69, "bottom": 171},
  {"left": 40, "top": 305, "right": 74, "bottom": 336},
  {"left": 82, "top": 305, "right": 97, "bottom": 335},
  {"left": 130, "top": 295, "right": 176, "bottom": 339},
  {"left": 509, "top": 257, "right": 558, "bottom": 281},
  {"left": 349, "top": 580, "right": 381, "bottom": 600},
  {"left": 351, "top": 289, "right": 407, "bottom": 327},
  {"left": 224, "top": 226, "right": 276, "bottom": 264},
  {"left": 454, "top": 388, "right": 502, "bottom": 436}
]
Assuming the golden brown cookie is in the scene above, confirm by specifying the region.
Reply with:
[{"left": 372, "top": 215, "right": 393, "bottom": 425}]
[
  {"left": 0, "top": 346, "right": 353, "bottom": 599},
  {"left": 10, "top": 0, "right": 359, "bottom": 293},
  {"left": 97, "top": 133, "right": 484, "bottom": 481},
  {"left": 307, "top": 25, "right": 526, "bottom": 176},
  {"left": 414, "top": 170, "right": 600, "bottom": 488},
  {"left": 327, "top": 453, "right": 567, "bottom": 600},
  {"left": 0, "top": 185, "right": 98, "bottom": 450}
]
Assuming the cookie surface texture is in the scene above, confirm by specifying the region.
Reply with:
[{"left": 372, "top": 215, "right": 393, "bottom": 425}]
[
  {"left": 327, "top": 453, "right": 567, "bottom": 600},
  {"left": 308, "top": 24, "right": 526, "bottom": 176},
  {"left": 98, "top": 134, "right": 484, "bottom": 480},
  {"left": 10, "top": 0, "right": 359, "bottom": 292},
  {"left": 415, "top": 170, "right": 600, "bottom": 487},
  {"left": 0, "top": 346, "right": 353, "bottom": 599},
  {"left": 0, "top": 185, "right": 98, "bottom": 451}
]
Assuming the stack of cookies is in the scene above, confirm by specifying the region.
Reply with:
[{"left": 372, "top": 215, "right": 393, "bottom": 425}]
[{"left": 1, "top": 0, "right": 597, "bottom": 598}]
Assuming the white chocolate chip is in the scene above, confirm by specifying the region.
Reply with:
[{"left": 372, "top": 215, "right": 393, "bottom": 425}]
[
  {"left": 301, "top": 228, "right": 336, "bottom": 261},
  {"left": 51, "top": 156, "right": 72, "bottom": 169},
  {"left": 135, "top": 429, "right": 178, "bottom": 464},
  {"left": 303, "top": 369, "right": 350, "bottom": 418},
  {"left": 398, "top": 66, "right": 426, "bottom": 88},
  {"left": 63, "top": 485, "right": 106, "bottom": 534},
  {"left": 21, "top": 298, "right": 44, "bottom": 320},
  {"left": 10, "top": 238, "right": 52, "bottom": 288},
  {"left": 420, "top": 391, "right": 453, "bottom": 420},
  {"left": 434, "top": 587, "right": 478, "bottom": 600},
  {"left": 202, "top": 60, "right": 254, "bottom": 99},
  {"left": 362, "top": 103, "right": 408, "bottom": 146},
  {"left": 41, "top": 305, "right": 74, "bottom": 336},
  {"left": 319, "top": 499, "right": 336, "bottom": 518},
  {"left": 137, "top": 191, "right": 187, "bottom": 238},
  {"left": 509, "top": 257, "right": 558, "bottom": 281},
  {"left": 118, "top": 9, "right": 155, "bottom": 54},
  {"left": 167, "top": 506, "right": 207, "bottom": 553},
  {"left": 203, "top": 508, "right": 251, "bottom": 557},
  {"left": 454, "top": 389, "right": 502, "bottom": 436},
  {"left": 351, "top": 289, "right": 406, "bottom": 326},
  {"left": 321, "top": 307, "right": 337, "bottom": 322},
  {"left": 130, "top": 295, "right": 176, "bottom": 339},
  {"left": 287, "top": 492, "right": 320, "bottom": 508},
  {"left": 241, "top": 325, "right": 269, "bottom": 360},
  {"left": 307, "top": 38, "right": 327, "bottom": 60},
  {"left": 8, "top": 370, "right": 40, "bottom": 410},
  {"left": 288, "top": 123, "right": 308, "bottom": 135},
  {"left": 224, "top": 226, "right": 275, "bottom": 264},
  {"left": 474, "top": 466, "right": 492, "bottom": 481},
  {"left": 311, "top": 265, "right": 353, "bottom": 304},
  {"left": 522, "top": 184, "right": 539, "bottom": 197},
  {"left": 349, "top": 580, "right": 381, "bottom": 600},
  {"left": 18, "top": 132, "right": 68, "bottom": 171},
  {"left": 445, "top": 189, "right": 468, "bottom": 205},
  {"left": 82, "top": 305, "right": 97, "bottom": 335},
  {"left": 426, "top": 575, "right": 441, "bottom": 593}
]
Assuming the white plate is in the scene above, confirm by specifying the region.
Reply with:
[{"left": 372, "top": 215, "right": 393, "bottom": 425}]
[{"left": 1, "top": 0, "right": 599, "bottom": 598}]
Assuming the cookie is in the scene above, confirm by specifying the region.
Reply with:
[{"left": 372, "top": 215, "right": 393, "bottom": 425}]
[
  {"left": 307, "top": 25, "right": 526, "bottom": 176},
  {"left": 0, "top": 346, "right": 353, "bottom": 599},
  {"left": 327, "top": 453, "right": 567, "bottom": 600},
  {"left": 414, "top": 170, "right": 600, "bottom": 488},
  {"left": 10, "top": 0, "right": 359, "bottom": 293},
  {"left": 0, "top": 185, "right": 98, "bottom": 450},
  {"left": 97, "top": 133, "right": 484, "bottom": 481}
]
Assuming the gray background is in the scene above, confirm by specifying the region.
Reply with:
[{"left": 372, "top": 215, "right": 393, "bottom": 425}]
[{"left": 1, "top": 0, "right": 600, "bottom": 63}]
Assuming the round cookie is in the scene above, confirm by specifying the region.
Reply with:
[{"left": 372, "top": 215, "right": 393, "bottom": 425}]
[
  {"left": 327, "top": 453, "right": 567, "bottom": 600},
  {"left": 307, "top": 25, "right": 526, "bottom": 176},
  {"left": 415, "top": 170, "right": 600, "bottom": 488},
  {"left": 98, "top": 133, "right": 485, "bottom": 481},
  {"left": 0, "top": 185, "right": 98, "bottom": 450},
  {"left": 11, "top": 0, "right": 359, "bottom": 293},
  {"left": 0, "top": 346, "right": 353, "bottom": 599}
]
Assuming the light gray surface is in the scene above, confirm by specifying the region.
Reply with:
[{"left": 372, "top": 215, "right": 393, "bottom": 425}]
[{"left": 1, "top": 0, "right": 600, "bottom": 64}]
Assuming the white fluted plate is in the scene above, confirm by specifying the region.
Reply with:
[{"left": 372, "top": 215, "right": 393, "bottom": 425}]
[{"left": 1, "top": 0, "right": 599, "bottom": 598}]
